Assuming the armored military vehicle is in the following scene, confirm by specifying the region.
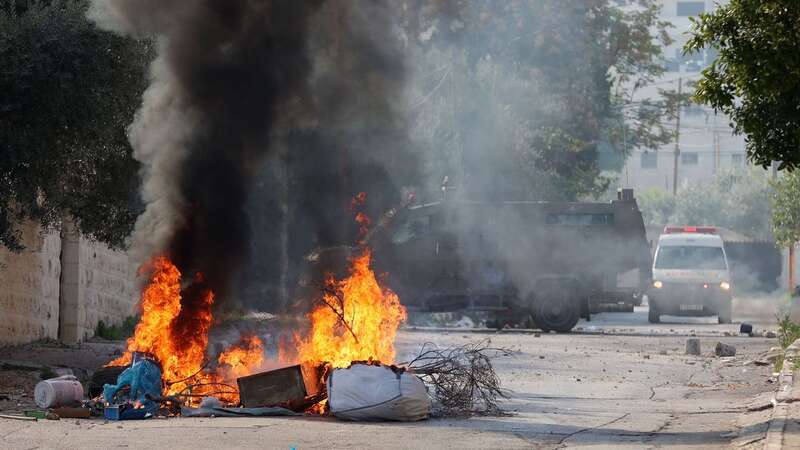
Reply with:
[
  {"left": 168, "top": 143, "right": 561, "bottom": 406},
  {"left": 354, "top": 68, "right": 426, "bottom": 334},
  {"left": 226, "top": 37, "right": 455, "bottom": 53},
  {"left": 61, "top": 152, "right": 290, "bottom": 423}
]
[{"left": 379, "top": 189, "right": 652, "bottom": 332}]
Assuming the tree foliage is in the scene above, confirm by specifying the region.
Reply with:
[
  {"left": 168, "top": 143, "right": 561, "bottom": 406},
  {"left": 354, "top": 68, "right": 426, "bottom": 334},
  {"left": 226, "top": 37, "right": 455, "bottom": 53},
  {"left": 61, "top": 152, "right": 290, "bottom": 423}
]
[
  {"left": 0, "top": 0, "right": 151, "bottom": 250},
  {"left": 638, "top": 168, "right": 773, "bottom": 239},
  {"left": 636, "top": 187, "right": 675, "bottom": 227},
  {"left": 685, "top": 0, "right": 800, "bottom": 170},
  {"left": 771, "top": 171, "right": 800, "bottom": 248},
  {"left": 405, "top": 0, "right": 677, "bottom": 201}
]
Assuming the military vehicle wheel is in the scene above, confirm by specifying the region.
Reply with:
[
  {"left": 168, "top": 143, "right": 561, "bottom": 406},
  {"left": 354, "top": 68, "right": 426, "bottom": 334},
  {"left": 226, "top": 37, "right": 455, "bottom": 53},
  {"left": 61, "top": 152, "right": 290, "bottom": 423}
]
[
  {"left": 648, "top": 303, "right": 660, "bottom": 323},
  {"left": 531, "top": 284, "right": 580, "bottom": 333}
]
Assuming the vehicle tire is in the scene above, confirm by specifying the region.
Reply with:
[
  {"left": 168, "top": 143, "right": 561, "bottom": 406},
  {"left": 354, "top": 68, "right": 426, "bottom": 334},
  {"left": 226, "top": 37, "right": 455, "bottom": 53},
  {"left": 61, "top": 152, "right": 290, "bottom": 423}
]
[
  {"left": 531, "top": 283, "right": 580, "bottom": 333},
  {"left": 88, "top": 364, "right": 128, "bottom": 398},
  {"left": 648, "top": 303, "right": 660, "bottom": 324},
  {"left": 718, "top": 301, "right": 732, "bottom": 324}
]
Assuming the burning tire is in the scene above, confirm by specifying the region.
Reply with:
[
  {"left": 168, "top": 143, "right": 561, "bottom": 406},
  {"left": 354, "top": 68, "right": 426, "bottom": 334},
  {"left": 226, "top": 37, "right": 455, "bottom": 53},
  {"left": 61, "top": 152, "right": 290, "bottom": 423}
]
[{"left": 530, "top": 282, "right": 580, "bottom": 333}]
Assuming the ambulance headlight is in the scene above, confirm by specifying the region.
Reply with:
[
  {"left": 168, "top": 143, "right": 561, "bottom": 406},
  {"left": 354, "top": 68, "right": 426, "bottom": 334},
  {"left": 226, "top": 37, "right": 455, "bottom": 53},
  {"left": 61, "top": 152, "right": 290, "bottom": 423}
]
[
  {"left": 653, "top": 280, "right": 663, "bottom": 289},
  {"left": 720, "top": 281, "right": 731, "bottom": 291}
]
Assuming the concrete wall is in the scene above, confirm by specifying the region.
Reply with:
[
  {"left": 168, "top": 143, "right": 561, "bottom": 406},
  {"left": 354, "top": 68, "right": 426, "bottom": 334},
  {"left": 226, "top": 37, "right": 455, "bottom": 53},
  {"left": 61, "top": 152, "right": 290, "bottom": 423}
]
[
  {"left": 0, "top": 220, "right": 137, "bottom": 346},
  {"left": 0, "top": 222, "right": 62, "bottom": 345}
]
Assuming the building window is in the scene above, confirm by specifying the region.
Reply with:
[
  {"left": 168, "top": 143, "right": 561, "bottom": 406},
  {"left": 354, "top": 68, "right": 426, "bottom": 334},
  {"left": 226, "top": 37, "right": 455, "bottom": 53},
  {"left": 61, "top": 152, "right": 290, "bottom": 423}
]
[
  {"left": 641, "top": 152, "right": 658, "bottom": 169},
  {"left": 731, "top": 154, "right": 744, "bottom": 165},
  {"left": 681, "top": 152, "right": 699, "bottom": 165},
  {"left": 677, "top": 1, "right": 705, "bottom": 17}
]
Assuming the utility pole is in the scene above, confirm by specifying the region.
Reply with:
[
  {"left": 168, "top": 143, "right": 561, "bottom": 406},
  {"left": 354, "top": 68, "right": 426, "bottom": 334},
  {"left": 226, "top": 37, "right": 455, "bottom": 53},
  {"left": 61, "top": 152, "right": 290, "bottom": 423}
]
[
  {"left": 713, "top": 130, "right": 720, "bottom": 173},
  {"left": 672, "top": 77, "right": 682, "bottom": 195},
  {"left": 790, "top": 245, "right": 796, "bottom": 293}
]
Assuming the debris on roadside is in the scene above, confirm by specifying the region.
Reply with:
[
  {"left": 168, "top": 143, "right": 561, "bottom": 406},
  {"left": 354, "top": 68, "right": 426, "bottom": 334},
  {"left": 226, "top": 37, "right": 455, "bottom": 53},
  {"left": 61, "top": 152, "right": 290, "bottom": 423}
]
[
  {"left": 51, "top": 406, "right": 91, "bottom": 419},
  {"left": 328, "top": 364, "right": 430, "bottom": 421},
  {"left": 685, "top": 338, "right": 701, "bottom": 356},
  {"left": 715, "top": 342, "right": 736, "bottom": 357},
  {"left": 34, "top": 375, "right": 84, "bottom": 409},
  {"left": 406, "top": 340, "right": 512, "bottom": 417},
  {"left": 237, "top": 363, "right": 323, "bottom": 410},
  {"left": 181, "top": 405, "right": 298, "bottom": 418},
  {"left": 0, "top": 413, "right": 38, "bottom": 421},
  {"left": 740, "top": 323, "right": 753, "bottom": 335},
  {"left": 102, "top": 352, "right": 162, "bottom": 420},
  {"left": 765, "top": 346, "right": 783, "bottom": 363}
]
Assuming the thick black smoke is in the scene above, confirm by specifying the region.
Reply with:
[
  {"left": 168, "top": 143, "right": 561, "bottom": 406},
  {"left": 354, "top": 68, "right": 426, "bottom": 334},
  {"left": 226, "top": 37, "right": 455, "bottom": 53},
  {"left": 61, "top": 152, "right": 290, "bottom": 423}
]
[{"left": 90, "top": 1, "right": 413, "bottom": 310}]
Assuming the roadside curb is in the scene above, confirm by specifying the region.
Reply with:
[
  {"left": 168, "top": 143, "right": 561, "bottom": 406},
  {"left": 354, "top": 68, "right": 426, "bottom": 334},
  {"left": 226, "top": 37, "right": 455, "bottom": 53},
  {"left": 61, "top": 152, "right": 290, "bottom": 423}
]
[{"left": 763, "top": 339, "right": 800, "bottom": 450}]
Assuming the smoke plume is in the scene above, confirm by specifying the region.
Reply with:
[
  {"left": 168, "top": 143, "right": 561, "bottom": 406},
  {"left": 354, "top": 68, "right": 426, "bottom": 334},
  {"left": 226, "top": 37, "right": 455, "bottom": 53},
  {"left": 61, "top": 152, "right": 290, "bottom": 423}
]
[{"left": 89, "top": 1, "right": 410, "bottom": 309}]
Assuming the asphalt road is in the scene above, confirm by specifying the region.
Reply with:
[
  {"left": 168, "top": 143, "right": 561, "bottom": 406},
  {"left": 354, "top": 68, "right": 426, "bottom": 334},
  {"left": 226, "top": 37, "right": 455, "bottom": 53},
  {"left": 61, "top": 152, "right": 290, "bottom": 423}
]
[{"left": 0, "top": 296, "right": 785, "bottom": 449}]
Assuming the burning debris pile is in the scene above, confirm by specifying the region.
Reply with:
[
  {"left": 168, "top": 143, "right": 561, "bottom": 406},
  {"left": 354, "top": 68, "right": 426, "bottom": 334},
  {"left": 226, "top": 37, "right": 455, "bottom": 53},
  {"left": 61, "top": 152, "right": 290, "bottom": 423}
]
[
  {"left": 90, "top": 198, "right": 510, "bottom": 421},
  {"left": 57, "top": 0, "right": 508, "bottom": 423},
  {"left": 102, "top": 210, "right": 409, "bottom": 417}
]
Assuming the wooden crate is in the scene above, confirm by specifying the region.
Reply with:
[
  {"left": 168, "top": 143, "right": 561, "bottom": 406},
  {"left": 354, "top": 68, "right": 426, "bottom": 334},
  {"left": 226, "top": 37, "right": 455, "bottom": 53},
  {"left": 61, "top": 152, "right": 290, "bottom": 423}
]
[{"left": 237, "top": 363, "right": 322, "bottom": 407}]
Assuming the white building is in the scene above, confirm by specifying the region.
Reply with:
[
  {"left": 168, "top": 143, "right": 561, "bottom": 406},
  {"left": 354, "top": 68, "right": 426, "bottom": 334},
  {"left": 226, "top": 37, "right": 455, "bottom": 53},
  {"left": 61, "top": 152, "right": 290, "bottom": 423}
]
[{"left": 619, "top": 0, "right": 748, "bottom": 193}]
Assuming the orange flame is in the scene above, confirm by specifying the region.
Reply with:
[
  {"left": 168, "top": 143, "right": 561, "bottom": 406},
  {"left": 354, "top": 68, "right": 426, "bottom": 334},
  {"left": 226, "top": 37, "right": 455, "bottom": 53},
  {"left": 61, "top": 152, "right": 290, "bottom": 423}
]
[
  {"left": 297, "top": 248, "right": 406, "bottom": 368},
  {"left": 217, "top": 335, "right": 264, "bottom": 380},
  {"left": 111, "top": 257, "right": 262, "bottom": 403},
  {"left": 111, "top": 192, "right": 404, "bottom": 410}
]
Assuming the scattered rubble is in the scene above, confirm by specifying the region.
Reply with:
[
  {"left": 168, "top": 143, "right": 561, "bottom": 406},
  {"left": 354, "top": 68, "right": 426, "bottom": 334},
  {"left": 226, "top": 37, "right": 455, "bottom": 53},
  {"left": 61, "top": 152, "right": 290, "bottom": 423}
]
[
  {"left": 765, "top": 346, "right": 783, "bottom": 363},
  {"left": 715, "top": 342, "right": 736, "bottom": 357},
  {"left": 0, "top": 413, "right": 37, "bottom": 421},
  {"left": 685, "top": 338, "right": 701, "bottom": 356}
]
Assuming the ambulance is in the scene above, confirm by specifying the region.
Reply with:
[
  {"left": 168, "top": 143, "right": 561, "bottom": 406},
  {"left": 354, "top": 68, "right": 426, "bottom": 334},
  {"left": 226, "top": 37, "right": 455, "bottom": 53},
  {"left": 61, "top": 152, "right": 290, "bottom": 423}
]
[{"left": 648, "top": 226, "right": 732, "bottom": 324}]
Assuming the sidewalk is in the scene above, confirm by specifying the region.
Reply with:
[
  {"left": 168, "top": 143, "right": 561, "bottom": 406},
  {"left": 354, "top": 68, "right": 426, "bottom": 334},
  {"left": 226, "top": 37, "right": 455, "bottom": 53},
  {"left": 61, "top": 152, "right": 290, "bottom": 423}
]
[{"left": 764, "top": 339, "right": 800, "bottom": 449}]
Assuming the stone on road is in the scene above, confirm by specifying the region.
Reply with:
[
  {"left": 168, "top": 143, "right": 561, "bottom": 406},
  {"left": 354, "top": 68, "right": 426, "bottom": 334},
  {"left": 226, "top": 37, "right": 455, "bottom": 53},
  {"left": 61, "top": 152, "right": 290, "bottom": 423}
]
[
  {"left": 686, "top": 338, "right": 701, "bottom": 355},
  {"left": 715, "top": 342, "right": 736, "bottom": 357}
]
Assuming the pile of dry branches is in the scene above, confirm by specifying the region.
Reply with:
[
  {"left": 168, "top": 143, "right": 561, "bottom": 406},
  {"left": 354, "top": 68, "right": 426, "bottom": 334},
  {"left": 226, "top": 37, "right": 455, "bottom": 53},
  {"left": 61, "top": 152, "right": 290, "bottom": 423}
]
[{"left": 406, "top": 339, "right": 513, "bottom": 417}]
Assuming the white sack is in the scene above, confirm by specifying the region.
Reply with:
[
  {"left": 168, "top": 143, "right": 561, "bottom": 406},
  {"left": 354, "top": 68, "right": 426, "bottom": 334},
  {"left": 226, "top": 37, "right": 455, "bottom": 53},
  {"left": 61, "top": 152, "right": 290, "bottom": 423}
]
[{"left": 327, "top": 364, "right": 430, "bottom": 421}]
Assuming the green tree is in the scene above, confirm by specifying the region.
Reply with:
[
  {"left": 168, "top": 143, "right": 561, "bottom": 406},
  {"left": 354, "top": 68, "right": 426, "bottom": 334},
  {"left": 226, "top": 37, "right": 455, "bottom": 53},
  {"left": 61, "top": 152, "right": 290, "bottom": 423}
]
[
  {"left": 406, "top": 0, "right": 678, "bottom": 201},
  {"left": 637, "top": 168, "right": 773, "bottom": 239},
  {"left": 685, "top": 0, "right": 800, "bottom": 169},
  {"left": 0, "top": 0, "right": 151, "bottom": 250},
  {"left": 771, "top": 171, "right": 800, "bottom": 248},
  {"left": 637, "top": 187, "right": 675, "bottom": 226}
]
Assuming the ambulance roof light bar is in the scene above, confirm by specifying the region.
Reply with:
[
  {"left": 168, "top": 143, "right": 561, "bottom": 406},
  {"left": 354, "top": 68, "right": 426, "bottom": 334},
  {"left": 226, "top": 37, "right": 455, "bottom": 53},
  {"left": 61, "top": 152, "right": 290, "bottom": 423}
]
[{"left": 663, "top": 226, "right": 717, "bottom": 234}]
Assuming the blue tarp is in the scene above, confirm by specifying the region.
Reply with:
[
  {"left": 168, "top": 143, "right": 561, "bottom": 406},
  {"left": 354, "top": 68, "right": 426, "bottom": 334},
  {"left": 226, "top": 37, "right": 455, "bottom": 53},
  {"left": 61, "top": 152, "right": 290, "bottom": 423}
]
[{"left": 103, "top": 357, "right": 162, "bottom": 417}]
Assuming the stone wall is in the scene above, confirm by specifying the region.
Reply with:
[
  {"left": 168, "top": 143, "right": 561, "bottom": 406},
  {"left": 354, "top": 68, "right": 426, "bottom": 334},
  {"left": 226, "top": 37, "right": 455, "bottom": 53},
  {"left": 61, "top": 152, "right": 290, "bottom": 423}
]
[
  {"left": 0, "top": 222, "right": 62, "bottom": 345},
  {"left": 0, "top": 220, "right": 137, "bottom": 346}
]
